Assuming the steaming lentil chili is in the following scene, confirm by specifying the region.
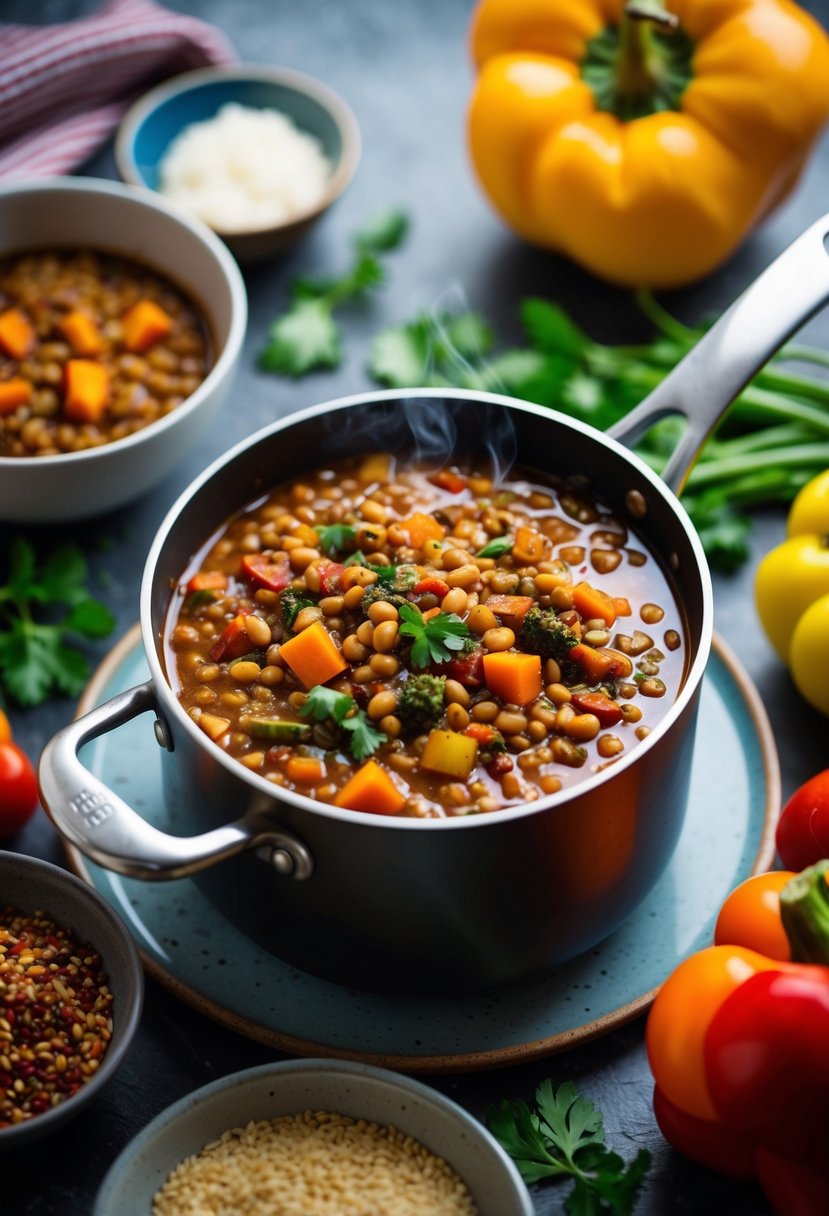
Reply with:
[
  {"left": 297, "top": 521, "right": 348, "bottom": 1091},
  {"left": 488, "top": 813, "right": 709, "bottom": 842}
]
[
  {"left": 0, "top": 249, "right": 210, "bottom": 457},
  {"left": 0, "top": 905, "right": 114, "bottom": 1127},
  {"left": 166, "top": 454, "right": 686, "bottom": 817}
]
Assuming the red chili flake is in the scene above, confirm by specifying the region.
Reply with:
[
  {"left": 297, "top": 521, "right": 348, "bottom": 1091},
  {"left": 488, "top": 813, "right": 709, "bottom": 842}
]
[{"left": 0, "top": 905, "right": 114, "bottom": 1129}]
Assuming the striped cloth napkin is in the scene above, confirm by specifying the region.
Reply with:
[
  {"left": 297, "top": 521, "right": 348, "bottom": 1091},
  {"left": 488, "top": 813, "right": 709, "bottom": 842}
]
[{"left": 0, "top": 0, "right": 236, "bottom": 179}]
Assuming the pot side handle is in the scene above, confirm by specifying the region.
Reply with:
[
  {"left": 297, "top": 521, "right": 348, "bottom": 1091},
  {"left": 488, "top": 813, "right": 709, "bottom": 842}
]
[
  {"left": 38, "top": 681, "right": 314, "bottom": 882},
  {"left": 608, "top": 214, "right": 829, "bottom": 493}
]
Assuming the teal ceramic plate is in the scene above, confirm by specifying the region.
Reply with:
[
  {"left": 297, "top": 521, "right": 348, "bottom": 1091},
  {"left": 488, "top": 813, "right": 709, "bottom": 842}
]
[{"left": 66, "top": 626, "right": 778, "bottom": 1074}]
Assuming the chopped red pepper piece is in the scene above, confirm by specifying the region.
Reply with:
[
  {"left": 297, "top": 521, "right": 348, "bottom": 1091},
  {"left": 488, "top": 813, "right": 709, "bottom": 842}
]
[
  {"left": 186, "top": 571, "right": 229, "bottom": 595},
  {"left": 209, "top": 614, "right": 252, "bottom": 662},
  {"left": 240, "top": 553, "right": 292, "bottom": 592},
  {"left": 317, "top": 560, "right": 347, "bottom": 595},
  {"left": 570, "top": 690, "right": 623, "bottom": 728},
  {"left": 412, "top": 576, "right": 451, "bottom": 600},
  {"left": 442, "top": 647, "right": 484, "bottom": 687},
  {"left": 463, "top": 722, "right": 496, "bottom": 745},
  {"left": 428, "top": 469, "right": 467, "bottom": 494}
]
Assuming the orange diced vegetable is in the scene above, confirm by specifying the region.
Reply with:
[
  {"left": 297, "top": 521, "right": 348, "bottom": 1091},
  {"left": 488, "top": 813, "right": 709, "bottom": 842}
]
[
  {"left": 569, "top": 643, "right": 627, "bottom": 683},
  {"left": 398, "top": 512, "right": 446, "bottom": 550},
  {"left": 463, "top": 722, "right": 497, "bottom": 745},
  {"left": 482, "top": 651, "right": 542, "bottom": 705},
  {"left": 0, "top": 378, "right": 32, "bottom": 415},
  {"left": 63, "top": 359, "right": 110, "bottom": 423},
  {"left": 60, "top": 309, "right": 104, "bottom": 356},
  {"left": 121, "top": 299, "right": 173, "bottom": 353},
  {"left": 429, "top": 468, "right": 467, "bottom": 494},
  {"left": 613, "top": 596, "right": 633, "bottom": 617},
  {"left": 334, "top": 760, "right": 406, "bottom": 815},
  {"left": 286, "top": 756, "right": 326, "bottom": 785},
  {"left": 512, "top": 525, "right": 547, "bottom": 564},
  {"left": 570, "top": 690, "right": 623, "bottom": 728},
  {"left": 279, "top": 619, "right": 348, "bottom": 689},
  {"left": 197, "top": 712, "right": 231, "bottom": 741},
  {"left": 0, "top": 307, "right": 34, "bottom": 359},
  {"left": 420, "top": 729, "right": 479, "bottom": 780},
  {"left": 187, "top": 571, "right": 229, "bottom": 595},
  {"left": 484, "top": 594, "right": 534, "bottom": 622},
  {"left": 571, "top": 580, "right": 618, "bottom": 626}
]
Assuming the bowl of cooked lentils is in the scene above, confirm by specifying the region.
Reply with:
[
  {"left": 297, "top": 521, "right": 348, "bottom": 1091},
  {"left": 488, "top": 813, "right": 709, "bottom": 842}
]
[
  {"left": 0, "top": 850, "right": 143, "bottom": 1147},
  {"left": 0, "top": 176, "right": 246, "bottom": 524},
  {"left": 94, "top": 1057, "right": 533, "bottom": 1216}
]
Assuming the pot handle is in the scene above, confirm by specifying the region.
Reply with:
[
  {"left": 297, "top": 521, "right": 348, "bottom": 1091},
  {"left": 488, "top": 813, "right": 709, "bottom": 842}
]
[
  {"left": 38, "top": 680, "right": 314, "bottom": 882},
  {"left": 608, "top": 214, "right": 829, "bottom": 493}
]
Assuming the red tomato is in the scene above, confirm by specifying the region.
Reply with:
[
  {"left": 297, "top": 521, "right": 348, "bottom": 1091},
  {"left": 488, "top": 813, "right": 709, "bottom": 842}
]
[
  {"left": 240, "top": 553, "right": 292, "bottom": 592},
  {"left": 0, "top": 741, "right": 39, "bottom": 835},
  {"left": 775, "top": 770, "right": 829, "bottom": 870}
]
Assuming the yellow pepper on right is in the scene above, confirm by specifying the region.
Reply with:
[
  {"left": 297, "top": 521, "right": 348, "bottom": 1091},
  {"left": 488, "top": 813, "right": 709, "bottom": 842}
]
[
  {"left": 467, "top": 0, "right": 829, "bottom": 288},
  {"left": 755, "top": 470, "right": 829, "bottom": 715}
]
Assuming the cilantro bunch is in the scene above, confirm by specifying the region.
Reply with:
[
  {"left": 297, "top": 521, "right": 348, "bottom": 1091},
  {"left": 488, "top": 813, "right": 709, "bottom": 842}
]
[
  {"left": 397, "top": 604, "right": 470, "bottom": 667},
  {"left": 489, "top": 1079, "right": 651, "bottom": 1215},
  {"left": 0, "top": 539, "right": 116, "bottom": 707},
  {"left": 299, "top": 684, "right": 385, "bottom": 760}
]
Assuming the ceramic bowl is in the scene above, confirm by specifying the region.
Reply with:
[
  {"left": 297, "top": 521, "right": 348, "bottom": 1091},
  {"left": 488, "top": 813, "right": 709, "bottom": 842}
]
[
  {"left": 115, "top": 64, "right": 361, "bottom": 261},
  {"left": 0, "top": 850, "right": 144, "bottom": 1148},
  {"left": 94, "top": 1058, "right": 533, "bottom": 1216},
  {"left": 0, "top": 177, "right": 247, "bottom": 524}
]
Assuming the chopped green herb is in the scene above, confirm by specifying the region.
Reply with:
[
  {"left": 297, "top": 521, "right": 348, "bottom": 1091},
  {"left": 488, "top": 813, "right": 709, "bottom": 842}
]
[
  {"left": 488, "top": 1078, "right": 650, "bottom": 1215},
  {"left": 280, "top": 589, "right": 315, "bottom": 630},
  {"left": 0, "top": 539, "right": 116, "bottom": 707},
  {"left": 316, "top": 523, "right": 357, "bottom": 556},
  {"left": 299, "top": 685, "right": 386, "bottom": 760},
  {"left": 476, "top": 536, "right": 513, "bottom": 558},
  {"left": 398, "top": 603, "right": 471, "bottom": 668}
]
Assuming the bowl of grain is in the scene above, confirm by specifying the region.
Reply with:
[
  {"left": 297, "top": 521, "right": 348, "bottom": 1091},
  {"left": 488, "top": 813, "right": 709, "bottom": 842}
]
[
  {"left": 0, "top": 850, "right": 144, "bottom": 1148},
  {"left": 94, "top": 1057, "right": 533, "bottom": 1215},
  {"left": 115, "top": 64, "right": 362, "bottom": 262}
]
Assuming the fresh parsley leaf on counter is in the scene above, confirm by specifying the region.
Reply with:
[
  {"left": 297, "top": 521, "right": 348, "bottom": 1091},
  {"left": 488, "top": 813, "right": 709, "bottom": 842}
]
[
  {"left": 0, "top": 539, "right": 116, "bottom": 707},
  {"left": 259, "top": 208, "right": 409, "bottom": 377},
  {"left": 397, "top": 603, "right": 470, "bottom": 667},
  {"left": 488, "top": 1079, "right": 651, "bottom": 1215},
  {"left": 299, "top": 684, "right": 386, "bottom": 760}
]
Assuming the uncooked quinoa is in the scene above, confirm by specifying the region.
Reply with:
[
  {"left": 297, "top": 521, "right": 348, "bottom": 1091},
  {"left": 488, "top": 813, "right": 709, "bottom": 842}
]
[
  {"left": 158, "top": 102, "right": 333, "bottom": 232},
  {"left": 151, "top": 1108, "right": 479, "bottom": 1216}
]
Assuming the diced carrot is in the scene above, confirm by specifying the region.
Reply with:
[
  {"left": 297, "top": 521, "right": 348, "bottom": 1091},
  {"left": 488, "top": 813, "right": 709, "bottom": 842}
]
[
  {"left": 482, "top": 651, "right": 542, "bottom": 705},
  {"left": 63, "top": 359, "right": 110, "bottom": 423},
  {"left": 334, "top": 760, "right": 406, "bottom": 815},
  {"left": 428, "top": 468, "right": 466, "bottom": 494},
  {"left": 420, "top": 730, "right": 479, "bottom": 779},
  {"left": 512, "top": 525, "right": 547, "bottom": 564},
  {"left": 398, "top": 512, "right": 446, "bottom": 550},
  {"left": 279, "top": 619, "right": 348, "bottom": 689},
  {"left": 570, "top": 690, "right": 623, "bottom": 728},
  {"left": 613, "top": 596, "right": 632, "bottom": 617},
  {"left": 413, "top": 577, "right": 450, "bottom": 599},
  {"left": 571, "top": 580, "right": 617, "bottom": 626},
  {"left": 121, "top": 299, "right": 173, "bottom": 353},
  {"left": 60, "top": 309, "right": 104, "bottom": 356},
  {"left": 463, "top": 722, "right": 496, "bottom": 745},
  {"left": 0, "top": 307, "right": 34, "bottom": 359},
  {"left": 286, "top": 756, "right": 326, "bottom": 785},
  {"left": 484, "top": 594, "right": 534, "bottom": 622},
  {"left": 569, "top": 643, "right": 632, "bottom": 684},
  {"left": 210, "top": 615, "right": 253, "bottom": 662},
  {"left": 0, "top": 378, "right": 32, "bottom": 415},
  {"left": 197, "top": 712, "right": 231, "bottom": 741},
  {"left": 187, "top": 571, "right": 229, "bottom": 595}
]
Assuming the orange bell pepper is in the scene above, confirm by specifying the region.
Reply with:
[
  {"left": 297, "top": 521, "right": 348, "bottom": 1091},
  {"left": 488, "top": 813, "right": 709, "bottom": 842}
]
[{"left": 468, "top": 0, "right": 829, "bottom": 288}]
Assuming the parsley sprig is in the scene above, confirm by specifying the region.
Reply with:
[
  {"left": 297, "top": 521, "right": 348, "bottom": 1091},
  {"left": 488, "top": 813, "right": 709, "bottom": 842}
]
[
  {"left": 488, "top": 1079, "right": 651, "bottom": 1215},
  {"left": 397, "top": 603, "right": 470, "bottom": 667},
  {"left": 258, "top": 209, "right": 409, "bottom": 377},
  {"left": 300, "top": 684, "right": 386, "bottom": 760},
  {"left": 0, "top": 539, "right": 116, "bottom": 707},
  {"left": 316, "top": 523, "right": 357, "bottom": 556}
]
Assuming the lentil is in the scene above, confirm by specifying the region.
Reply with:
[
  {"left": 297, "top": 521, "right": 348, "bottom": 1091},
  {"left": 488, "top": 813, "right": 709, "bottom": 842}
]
[{"left": 0, "top": 906, "right": 113, "bottom": 1128}]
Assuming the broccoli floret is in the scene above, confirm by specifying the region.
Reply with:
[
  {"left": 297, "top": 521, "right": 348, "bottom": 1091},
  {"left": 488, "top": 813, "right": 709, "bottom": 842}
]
[
  {"left": 397, "top": 673, "right": 446, "bottom": 736},
  {"left": 360, "top": 564, "right": 419, "bottom": 612},
  {"left": 521, "top": 605, "right": 579, "bottom": 663},
  {"left": 280, "top": 588, "right": 314, "bottom": 629}
]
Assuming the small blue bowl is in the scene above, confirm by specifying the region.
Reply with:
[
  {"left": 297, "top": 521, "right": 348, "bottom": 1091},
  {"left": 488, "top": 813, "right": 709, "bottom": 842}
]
[{"left": 116, "top": 64, "right": 361, "bottom": 262}]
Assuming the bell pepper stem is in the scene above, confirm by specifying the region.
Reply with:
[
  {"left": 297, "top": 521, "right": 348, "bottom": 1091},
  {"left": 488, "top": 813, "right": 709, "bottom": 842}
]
[
  {"left": 618, "top": 2, "right": 679, "bottom": 101},
  {"left": 780, "top": 861, "right": 829, "bottom": 964}
]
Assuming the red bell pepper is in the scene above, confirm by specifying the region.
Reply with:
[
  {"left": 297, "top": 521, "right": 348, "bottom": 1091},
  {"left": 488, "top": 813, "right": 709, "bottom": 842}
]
[
  {"left": 240, "top": 553, "right": 292, "bottom": 592},
  {"left": 648, "top": 861, "right": 829, "bottom": 1215}
]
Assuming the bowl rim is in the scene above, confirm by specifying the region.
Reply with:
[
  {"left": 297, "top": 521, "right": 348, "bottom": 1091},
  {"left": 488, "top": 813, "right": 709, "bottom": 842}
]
[
  {"left": 0, "top": 175, "right": 247, "bottom": 471},
  {"left": 114, "top": 62, "right": 362, "bottom": 237},
  {"left": 0, "top": 849, "right": 144, "bottom": 1147},
  {"left": 94, "top": 1056, "right": 534, "bottom": 1215}
]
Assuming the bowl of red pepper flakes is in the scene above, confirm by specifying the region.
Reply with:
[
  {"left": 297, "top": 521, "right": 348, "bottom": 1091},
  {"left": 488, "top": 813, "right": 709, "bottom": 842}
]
[{"left": 0, "top": 850, "right": 143, "bottom": 1147}]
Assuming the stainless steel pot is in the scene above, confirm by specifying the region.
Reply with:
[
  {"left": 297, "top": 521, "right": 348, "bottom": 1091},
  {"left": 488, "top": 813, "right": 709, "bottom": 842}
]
[{"left": 40, "top": 215, "right": 829, "bottom": 991}]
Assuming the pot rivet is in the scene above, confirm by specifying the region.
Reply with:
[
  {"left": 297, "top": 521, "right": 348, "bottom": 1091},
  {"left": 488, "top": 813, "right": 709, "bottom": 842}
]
[
  {"left": 268, "top": 848, "right": 295, "bottom": 875},
  {"left": 669, "top": 551, "right": 680, "bottom": 571},
  {"left": 153, "top": 719, "right": 173, "bottom": 751},
  {"left": 625, "top": 489, "right": 647, "bottom": 519}
]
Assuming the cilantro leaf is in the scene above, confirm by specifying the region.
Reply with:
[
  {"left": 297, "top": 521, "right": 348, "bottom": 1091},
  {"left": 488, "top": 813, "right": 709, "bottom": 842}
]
[
  {"left": 443, "top": 311, "right": 495, "bottom": 361},
  {"left": 354, "top": 208, "right": 409, "bottom": 254},
  {"left": 259, "top": 298, "right": 341, "bottom": 376},
  {"left": 316, "top": 523, "right": 357, "bottom": 556},
  {"left": 369, "top": 320, "right": 430, "bottom": 387},
  {"left": 0, "top": 540, "right": 116, "bottom": 707},
  {"left": 521, "top": 297, "right": 589, "bottom": 358},
  {"left": 299, "top": 685, "right": 386, "bottom": 759},
  {"left": 398, "top": 604, "right": 470, "bottom": 667},
  {"left": 489, "top": 1079, "right": 651, "bottom": 1215}
]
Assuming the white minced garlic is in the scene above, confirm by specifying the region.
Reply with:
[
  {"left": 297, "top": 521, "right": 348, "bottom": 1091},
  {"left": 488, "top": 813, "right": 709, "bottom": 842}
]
[{"left": 157, "top": 102, "right": 333, "bottom": 232}]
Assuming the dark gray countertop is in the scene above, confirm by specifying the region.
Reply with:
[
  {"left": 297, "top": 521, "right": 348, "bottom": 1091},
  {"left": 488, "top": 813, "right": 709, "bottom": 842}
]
[{"left": 3, "top": 1, "right": 829, "bottom": 1212}]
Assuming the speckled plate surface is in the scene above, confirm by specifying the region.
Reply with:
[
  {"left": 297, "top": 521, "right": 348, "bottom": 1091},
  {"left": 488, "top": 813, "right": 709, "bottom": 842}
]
[{"left": 66, "top": 625, "right": 778, "bottom": 1074}]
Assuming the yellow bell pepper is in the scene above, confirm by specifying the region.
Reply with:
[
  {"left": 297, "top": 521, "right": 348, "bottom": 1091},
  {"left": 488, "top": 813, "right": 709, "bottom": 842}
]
[
  {"left": 467, "top": 0, "right": 829, "bottom": 288},
  {"left": 755, "top": 470, "right": 829, "bottom": 714}
]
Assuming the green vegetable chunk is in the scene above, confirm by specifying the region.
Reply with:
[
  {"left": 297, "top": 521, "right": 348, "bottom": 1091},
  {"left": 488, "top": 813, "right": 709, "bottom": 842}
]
[
  {"left": 398, "top": 673, "right": 446, "bottom": 736},
  {"left": 239, "top": 716, "right": 311, "bottom": 743},
  {"left": 280, "top": 588, "right": 315, "bottom": 629},
  {"left": 521, "top": 605, "right": 579, "bottom": 663}
]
